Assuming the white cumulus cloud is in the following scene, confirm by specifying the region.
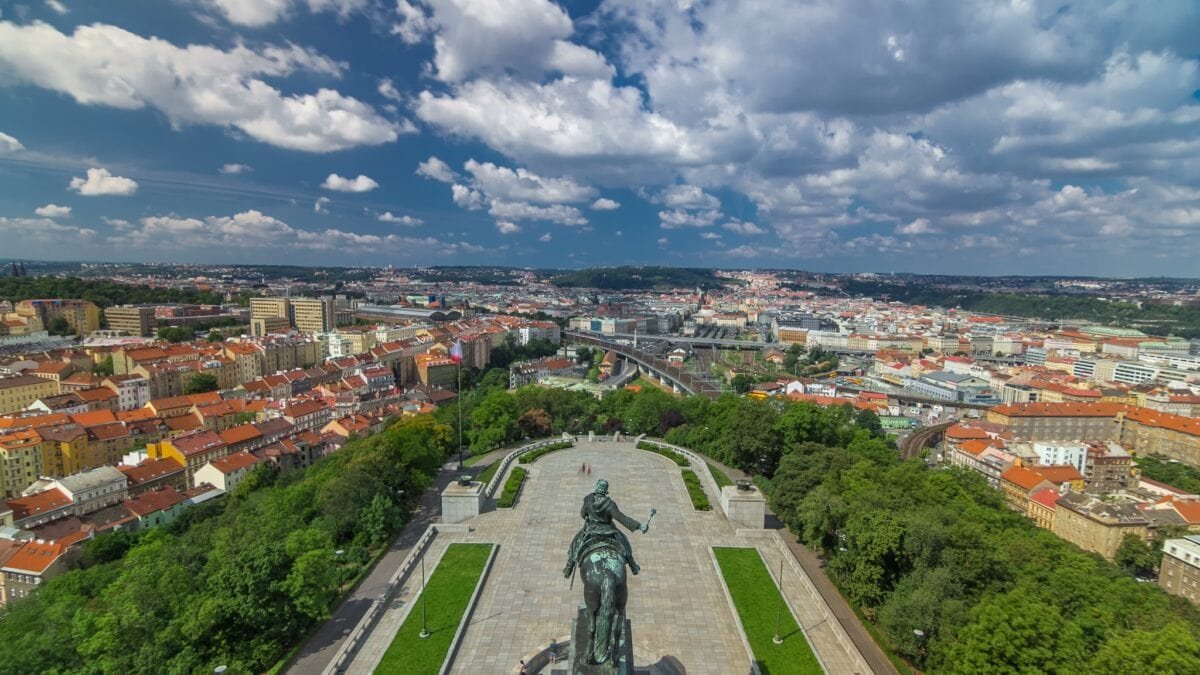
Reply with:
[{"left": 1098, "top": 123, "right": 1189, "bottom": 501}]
[
  {"left": 496, "top": 220, "right": 522, "bottom": 234},
  {"left": 35, "top": 204, "right": 72, "bottom": 217},
  {"left": 45, "top": 1, "right": 68, "bottom": 15},
  {"left": 322, "top": 173, "right": 379, "bottom": 192},
  {"left": 219, "top": 163, "right": 252, "bottom": 175},
  {"left": 378, "top": 212, "right": 423, "bottom": 226},
  {"left": 591, "top": 198, "right": 620, "bottom": 211},
  {"left": 68, "top": 168, "right": 138, "bottom": 196},
  {"left": 417, "top": 156, "right": 460, "bottom": 183},
  {"left": 314, "top": 196, "right": 331, "bottom": 213},
  {"left": 0, "top": 21, "right": 402, "bottom": 153},
  {"left": 722, "top": 220, "right": 766, "bottom": 235}
]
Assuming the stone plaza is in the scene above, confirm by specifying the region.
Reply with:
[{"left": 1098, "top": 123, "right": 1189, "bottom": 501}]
[{"left": 350, "top": 440, "right": 873, "bottom": 674}]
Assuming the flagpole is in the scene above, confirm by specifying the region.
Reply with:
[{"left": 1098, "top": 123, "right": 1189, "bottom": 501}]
[{"left": 456, "top": 358, "right": 464, "bottom": 472}]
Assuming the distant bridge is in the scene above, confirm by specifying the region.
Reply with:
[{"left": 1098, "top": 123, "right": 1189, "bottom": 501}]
[{"left": 564, "top": 331, "right": 724, "bottom": 399}]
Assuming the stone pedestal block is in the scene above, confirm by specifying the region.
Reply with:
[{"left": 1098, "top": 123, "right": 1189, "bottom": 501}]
[
  {"left": 720, "top": 485, "right": 766, "bottom": 529},
  {"left": 440, "top": 480, "right": 484, "bottom": 524}
]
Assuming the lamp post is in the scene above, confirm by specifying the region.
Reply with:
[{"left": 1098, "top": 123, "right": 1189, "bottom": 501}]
[
  {"left": 913, "top": 629, "right": 927, "bottom": 668},
  {"left": 419, "top": 554, "right": 431, "bottom": 639},
  {"left": 772, "top": 557, "right": 785, "bottom": 645},
  {"left": 456, "top": 358, "right": 464, "bottom": 472}
]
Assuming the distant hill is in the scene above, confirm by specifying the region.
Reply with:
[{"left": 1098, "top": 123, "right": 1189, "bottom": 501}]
[{"left": 551, "top": 266, "right": 728, "bottom": 290}]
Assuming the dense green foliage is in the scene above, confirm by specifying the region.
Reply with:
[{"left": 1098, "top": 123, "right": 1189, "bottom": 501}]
[
  {"left": 184, "top": 373, "right": 220, "bottom": 394},
  {"left": 157, "top": 325, "right": 196, "bottom": 343},
  {"left": 766, "top": 438, "right": 1200, "bottom": 672},
  {"left": 497, "top": 467, "right": 527, "bottom": 508},
  {"left": 0, "top": 276, "right": 223, "bottom": 308},
  {"left": 375, "top": 543, "right": 493, "bottom": 674},
  {"left": 518, "top": 441, "right": 574, "bottom": 464},
  {"left": 845, "top": 279, "right": 1200, "bottom": 337},
  {"left": 635, "top": 441, "right": 689, "bottom": 467},
  {"left": 0, "top": 415, "right": 453, "bottom": 674},
  {"left": 713, "top": 547, "right": 821, "bottom": 675},
  {"left": 551, "top": 266, "right": 728, "bottom": 290},
  {"left": 1136, "top": 456, "right": 1200, "bottom": 494},
  {"left": 681, "top": 469, "right": 711, "bottom": 511}
]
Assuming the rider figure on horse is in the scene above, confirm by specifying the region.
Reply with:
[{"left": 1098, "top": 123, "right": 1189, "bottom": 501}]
[{"left": 563, "top": 479, "right": 645, "bottom": 578}]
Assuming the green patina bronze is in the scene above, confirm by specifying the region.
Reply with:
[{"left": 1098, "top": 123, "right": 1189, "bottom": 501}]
[{"left": 563, "top": 479, "right": 654, "bottom": 670}]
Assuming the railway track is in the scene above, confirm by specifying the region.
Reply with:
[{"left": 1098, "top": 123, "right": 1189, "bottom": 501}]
[{"left": 900, "top": 421, "right": 954, "bottom": 460}]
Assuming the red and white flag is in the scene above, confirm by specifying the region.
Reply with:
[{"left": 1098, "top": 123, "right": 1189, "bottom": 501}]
[{"left": 450, "top": 339, "right": 463, "bottom": 363}]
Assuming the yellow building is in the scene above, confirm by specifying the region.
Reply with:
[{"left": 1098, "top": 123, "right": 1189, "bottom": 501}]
[
  {"left": 249, "top": 298, "right": 291, "bottom": 336},
  {"left": 290, "top": 297, "right": 335, "bottom": 334},
  {"left": 250, "top": 316, "right": 290, "bottom": 337},
  {"left": 37, "top": 424, "right": 104, "bottom": 477},
  {"left": 1054, "top": 492, "right": 1149, "bottom": 560},
  {"left": 14, "top": 299, "right": 100, "bottom": 335},
  {"left": 148, "top": 430, "right": 229, "bottom": 483},
  {"left": 0, "top": 375, "right": 60, "bottom": 415},
  {"left": 103, "top": 306, "right": 156, "bottom": 337},
  {"left": 0, "top": 430, "right": 46, "bottom": 498}
]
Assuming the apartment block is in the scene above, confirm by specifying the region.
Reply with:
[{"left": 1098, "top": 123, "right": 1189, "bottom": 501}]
[
  {"left": 14, "top": 299, "right": 100, "bottom": 335},
  {"left": 0, "top": 375, "right": 60, "bottom": 415},
  {"left": 290, "top": 297, "right": 336, "bottom": 334},
  {"left": 1160, "top": 536, "right": 1200, "bottom": 603},
  {"left": 103, "top": 306, "right": 156, "bottom": 337}
]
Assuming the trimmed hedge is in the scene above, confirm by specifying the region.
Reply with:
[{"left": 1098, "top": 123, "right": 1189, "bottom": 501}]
[
  {"left": 497, "top": 467, "right": 528, "bottom": 508},
  {"left": 707, "top": 461, "right": 733, "bottom": 489},
  {"left": 636, "top": 441, "right": 689, "bottom": 467},
  {"left": 682, "top": 469, "right": 711, "bottom": 511},
  {"left": 518, "top": 440, "right": 574, "bottom": 464}
]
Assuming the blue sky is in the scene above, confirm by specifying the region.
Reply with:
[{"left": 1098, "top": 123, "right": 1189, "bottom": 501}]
[{"left": 0, "top": 0, "right": 1198, "bottom": 275}]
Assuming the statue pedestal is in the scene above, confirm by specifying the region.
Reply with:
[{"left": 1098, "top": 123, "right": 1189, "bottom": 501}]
[
  {"left": 568, "top": 605, "right": 634, "bottom": 674},
  {"left": 440, "top": 480, "right": 484, "bottom": 524},
  {"left": 720, "top": 485, "right": 766, "bottom": 529}
]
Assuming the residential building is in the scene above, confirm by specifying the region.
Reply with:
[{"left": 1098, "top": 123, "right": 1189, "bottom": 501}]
[
  {"left": 14, "top": 299, "right": 100, "bottom": 335},
  {"left": 1, "top": 530, "right": 90, "bottom": 603},
  {"left": 47, "top": 466, "right": 128, "bottom": 516},
  {"left": 117, "top": 457, "right": 187, "bottom": 496},
  {"left": 147, "top": 430, "right": 229, "bottom": 484},
  {"left": 1054, "top": 492, "right": 1150, "bottom": 560},
  {"left": 1160, "top": 535, "right": 1200, "bottom": 603},
  {"left": 103, "top": 306, "right": 156, "bottom": 337},
  {"left": 0, "top": 375, "right": 60, "bottom": 415},
  {"left": 290, "top": 297, "right": 336, "bottom": 334},
  {"left": 193, "top": 451, "right": 262, "bottom": 492}
]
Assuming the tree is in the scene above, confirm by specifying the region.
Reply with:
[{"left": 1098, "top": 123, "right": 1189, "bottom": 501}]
[
  {"left": 1090, "top": 622, "right": 1200, "bottom": 674},
  {"left": 575, "top": 346, "right": 593, "bottom": 365},
  {"left": 47, "top": 316, "right": 72, "bottom": 336},
  {"left": 730, "top": 373, "right": 755, "bottom": 394},
  {"left": 938, "top": 586, "right": 1086, "bottom": 673},
  {"left": 183, "top": 373, "right": 219, "bottom": 394},
  {"left": 206, "top": 330, "right": 224, "bottom": 342},
  {"left": 516, "top": 408, "right": 552, "bottom": 438},
  {"left": 1114, "top": 534, "right": 1157, "bottom": 578},
  {"left": 157, "top": 326, "right": 193, "bottom": 343},
  {"left": 854, "top": 408, "right": 884, "bottom": 436},
  {"left": 93, "top": 354, "right": 114, "bottom": 376},
  {"left": 469, "top": 389, "right": 519, "bottom": 451}
]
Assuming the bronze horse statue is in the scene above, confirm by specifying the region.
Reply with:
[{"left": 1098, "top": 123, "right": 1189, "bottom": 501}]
[
  {"left": 564, "top": 479, "right": 654, "bottom": 668},
  {"left": 578, "top": 537, "right": 629, "bottom": 665}
]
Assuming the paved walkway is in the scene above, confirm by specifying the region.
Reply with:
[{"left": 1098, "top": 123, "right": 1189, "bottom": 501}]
[
  {"left": 286, "top": 468, "right": 459, "bottom": 675},
  {"left": 350, "top": 441, "right": 873, "bottom": 674}
]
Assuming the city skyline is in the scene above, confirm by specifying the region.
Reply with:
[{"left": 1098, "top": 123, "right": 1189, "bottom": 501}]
[{"left": 1, "top": 1, "right": 1198, "bottom": 275}]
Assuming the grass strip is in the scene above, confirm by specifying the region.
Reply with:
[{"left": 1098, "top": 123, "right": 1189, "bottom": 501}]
[
  {"left": 636, "top": 441, "right": 689, "bottom": 467},
  {"left": 707, "top": 461, "right": 733, "bottom": 489},
  {"left": 497, "top": 467, "right": 527, "bottom": 508},
  {"left": 376, "top": 543, "right": 493, "bottom": 675},
  {"left": 518, "top": 440, "right": 574, "bottom": 464},
  {"left": 713, "top": 547, "right": 822, "bottom": 675},
  {"left": 476, "top": 460, "right": 501, "bottom": 487},
  {"left": 682, "top": 469, "right": 711, "bottom": 511}
]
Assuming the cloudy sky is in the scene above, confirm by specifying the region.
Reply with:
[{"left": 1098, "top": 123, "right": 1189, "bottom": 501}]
[{"left": 0, "top": 1, "right": 1197, "bottom": 275}]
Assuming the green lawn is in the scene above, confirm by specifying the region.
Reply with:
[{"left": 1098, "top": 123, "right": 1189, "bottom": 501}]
[
  {"left": 376, "top": 543, "right": 493, "bottom": 674},
  {"left": 713, "top": 547, "right": 821, "bottom": 675},
  {"left": 476, "top": 460, "right": 501, "bottom": 486}
]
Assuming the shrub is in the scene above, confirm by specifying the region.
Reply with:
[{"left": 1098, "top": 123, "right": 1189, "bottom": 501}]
[
  {"left": 497, "top": 467, "right": 528, "bottom": 508},
  {"left": 636, "top": 441, "right": 689, "bottom": 467},
  {"left": 682, "top": 469, "right": 711, "bottom": 510},
  {"left": 518, "top": 440, "right": 573, "bottom": 464}
]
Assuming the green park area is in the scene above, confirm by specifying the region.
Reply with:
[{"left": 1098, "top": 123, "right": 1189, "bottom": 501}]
[
  {"left": 713, "top": 547, "right": 821, "bottom": 675},
  {"left": 376, "top": 543, "right": 493, "bottom": 674}
]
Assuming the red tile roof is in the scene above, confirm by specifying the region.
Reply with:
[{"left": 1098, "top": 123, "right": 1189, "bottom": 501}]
[
  {"left": 118, "top": 457, "right": 184, "bottom": 485},
  {"left": 208, "top": 450, "right": 261, "bottom": 475},
  {"left": 7, "top": 488, "right": 72, "bottom": 520},
  {"left": 1002, "top": 465, "right": 1051, "bottom": 492},
  {"left": 125, "top": 486, "right": 186, "bottom": 517},
  {"left": 1030, "top": 488, "right": 1061, "bottom": 510}
]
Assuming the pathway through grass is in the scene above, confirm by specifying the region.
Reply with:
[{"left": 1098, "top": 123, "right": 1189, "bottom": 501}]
[
  {"left": 376, "top": 543, "right": 493, "bottom": 674},
  {"left": 713, "top": 547, "right": 821, "bottom": 675}
]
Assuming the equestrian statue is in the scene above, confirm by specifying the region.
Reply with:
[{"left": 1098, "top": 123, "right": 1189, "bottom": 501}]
[{"left": 563, "top": 479, "right": 654, "bottom": 670}]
